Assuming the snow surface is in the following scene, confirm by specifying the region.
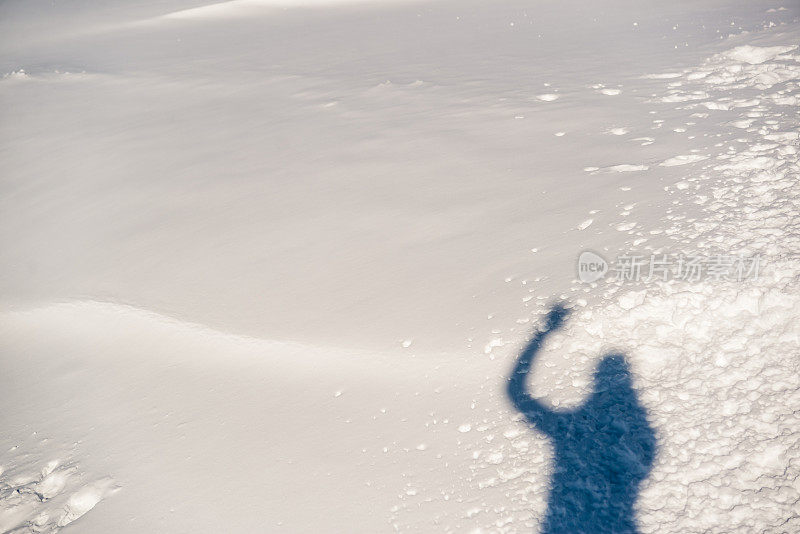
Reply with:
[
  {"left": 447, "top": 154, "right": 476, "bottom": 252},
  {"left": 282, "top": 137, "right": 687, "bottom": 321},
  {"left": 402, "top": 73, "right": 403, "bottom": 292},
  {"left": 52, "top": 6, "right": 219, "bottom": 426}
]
[{"left": 1, "top": 0, "right": 800, "bottom": 532}]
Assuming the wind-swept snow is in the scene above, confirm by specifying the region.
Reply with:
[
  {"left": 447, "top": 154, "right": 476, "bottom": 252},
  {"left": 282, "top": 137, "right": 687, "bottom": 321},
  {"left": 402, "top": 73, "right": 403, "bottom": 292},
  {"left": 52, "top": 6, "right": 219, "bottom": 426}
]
[{"left": 1, "top": 0, "right": 799, "bottom": 532}]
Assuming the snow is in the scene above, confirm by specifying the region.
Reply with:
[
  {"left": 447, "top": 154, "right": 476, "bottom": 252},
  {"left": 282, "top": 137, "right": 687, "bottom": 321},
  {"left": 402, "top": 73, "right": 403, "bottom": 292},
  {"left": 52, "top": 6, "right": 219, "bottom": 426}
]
[
  {"left": 1, "top": 0, "right": 800, "bottom": 532},
  {"left": 659, "top": 154, "right": 709, "bottom": 166},
  {"left": 725, "top": 45, "right": 797, "bottom": 65},
  {"left": 158, "top": 0, "right": 410, "bottom": 21}
]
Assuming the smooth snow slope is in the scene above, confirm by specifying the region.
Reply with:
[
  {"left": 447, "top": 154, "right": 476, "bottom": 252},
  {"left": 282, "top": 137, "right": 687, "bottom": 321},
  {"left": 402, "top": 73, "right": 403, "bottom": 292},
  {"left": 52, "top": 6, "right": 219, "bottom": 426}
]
[
  {"left": 1, "top": 0, "right": 796, "bottom": 353},
  {"left": 1, "top": 0, "right": 799, "bottom": 532}
]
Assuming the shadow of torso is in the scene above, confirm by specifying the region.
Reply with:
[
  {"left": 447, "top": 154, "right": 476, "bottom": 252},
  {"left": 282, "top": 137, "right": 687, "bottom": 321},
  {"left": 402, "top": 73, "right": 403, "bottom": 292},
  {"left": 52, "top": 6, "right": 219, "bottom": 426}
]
[{"left": 535, "top": 370, "right": 655, "bottom": 534}]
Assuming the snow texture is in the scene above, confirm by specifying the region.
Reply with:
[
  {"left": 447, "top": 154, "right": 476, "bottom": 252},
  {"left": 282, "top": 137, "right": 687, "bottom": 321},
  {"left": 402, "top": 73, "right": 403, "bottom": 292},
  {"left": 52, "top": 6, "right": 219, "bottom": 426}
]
[{"left": 1, "top": 0, "right": 799, "bottom": 532}]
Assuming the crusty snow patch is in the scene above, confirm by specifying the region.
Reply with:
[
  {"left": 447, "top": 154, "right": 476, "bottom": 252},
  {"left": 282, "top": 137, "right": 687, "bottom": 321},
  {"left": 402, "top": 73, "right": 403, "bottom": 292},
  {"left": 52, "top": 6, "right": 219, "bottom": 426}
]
[{"left": 725, "top": 45, "right": 797, "bottom": 64}]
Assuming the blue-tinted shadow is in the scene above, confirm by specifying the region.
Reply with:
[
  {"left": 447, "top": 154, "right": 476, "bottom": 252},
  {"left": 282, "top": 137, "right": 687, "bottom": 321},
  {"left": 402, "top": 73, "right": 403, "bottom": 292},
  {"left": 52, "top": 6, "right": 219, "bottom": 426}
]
[{"left": 507, "top": 304, "right": 656, "bottom": 534}]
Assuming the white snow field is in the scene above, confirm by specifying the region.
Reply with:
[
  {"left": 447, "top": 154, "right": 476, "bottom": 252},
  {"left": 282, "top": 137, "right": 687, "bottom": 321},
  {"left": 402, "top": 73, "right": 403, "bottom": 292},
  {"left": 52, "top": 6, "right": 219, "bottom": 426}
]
[{"left": 1, "top": 0, "right": 799, "bottom": 532}]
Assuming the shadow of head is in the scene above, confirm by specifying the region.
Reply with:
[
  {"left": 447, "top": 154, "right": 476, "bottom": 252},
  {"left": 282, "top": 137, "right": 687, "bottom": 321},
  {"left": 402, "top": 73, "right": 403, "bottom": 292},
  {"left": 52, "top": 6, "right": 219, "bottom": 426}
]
[{"left": 592, "top": 353, "right": 632, "bottom": 391}]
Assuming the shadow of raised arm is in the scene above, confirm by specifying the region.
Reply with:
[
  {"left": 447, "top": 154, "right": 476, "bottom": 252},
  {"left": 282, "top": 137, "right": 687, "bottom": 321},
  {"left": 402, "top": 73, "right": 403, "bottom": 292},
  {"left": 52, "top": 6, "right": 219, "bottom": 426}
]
[{"left": 507, "top": 304, "right": 570, "bottom": 437}]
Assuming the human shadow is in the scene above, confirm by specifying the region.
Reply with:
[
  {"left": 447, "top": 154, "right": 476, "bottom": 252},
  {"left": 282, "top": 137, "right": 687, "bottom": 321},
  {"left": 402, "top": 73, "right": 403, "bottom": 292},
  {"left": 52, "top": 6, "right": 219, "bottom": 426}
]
[{"left": 507, "top": 304, "right": 656, "bottom": 534}]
